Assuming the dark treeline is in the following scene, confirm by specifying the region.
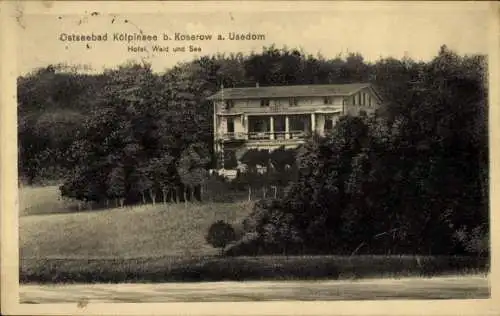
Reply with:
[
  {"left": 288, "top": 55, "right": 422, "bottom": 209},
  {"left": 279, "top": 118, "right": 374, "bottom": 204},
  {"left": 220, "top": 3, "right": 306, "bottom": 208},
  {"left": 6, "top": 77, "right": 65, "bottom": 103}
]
[
  {"left": 18, "top": 45, "right": 488, "bottom": 256},
  {"left": 229, "top": 46, "right": 488, "bottom": 257}
]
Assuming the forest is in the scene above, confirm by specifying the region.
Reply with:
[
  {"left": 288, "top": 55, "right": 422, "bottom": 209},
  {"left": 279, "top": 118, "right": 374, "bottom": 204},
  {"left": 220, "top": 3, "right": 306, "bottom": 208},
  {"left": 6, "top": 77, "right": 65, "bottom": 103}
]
[{"left": 17, "top": 44, "right": 488, "bottom": 256}]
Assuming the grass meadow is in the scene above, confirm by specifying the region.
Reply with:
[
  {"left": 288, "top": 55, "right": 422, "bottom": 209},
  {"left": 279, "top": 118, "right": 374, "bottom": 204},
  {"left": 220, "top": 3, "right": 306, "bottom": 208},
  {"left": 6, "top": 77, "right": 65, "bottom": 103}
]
[
  {"left": 19, "top": 185, "right": 489, "bottom": 284},
  {"left": 20, "top": 186, "right": 252, "bottom": 259}
]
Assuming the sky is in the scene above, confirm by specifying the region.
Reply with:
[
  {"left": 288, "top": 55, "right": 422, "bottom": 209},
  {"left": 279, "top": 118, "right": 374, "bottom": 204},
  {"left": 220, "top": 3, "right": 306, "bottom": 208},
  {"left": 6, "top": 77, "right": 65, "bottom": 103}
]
[{"left": 15, "top": 1, "right": 492, "bottom": 75}]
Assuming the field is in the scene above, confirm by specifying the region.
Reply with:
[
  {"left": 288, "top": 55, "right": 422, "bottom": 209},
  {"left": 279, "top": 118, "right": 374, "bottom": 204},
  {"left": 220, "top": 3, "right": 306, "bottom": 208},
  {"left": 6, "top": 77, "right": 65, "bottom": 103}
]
[
  {"left": 20, "top": 186, "right": 252, "bottom": 259},
  {"left": 20, "top": 185, "right": 78, "bottom": 217},
  {"left": 20, "top": 185, "right": 489, "bottom": 287}
]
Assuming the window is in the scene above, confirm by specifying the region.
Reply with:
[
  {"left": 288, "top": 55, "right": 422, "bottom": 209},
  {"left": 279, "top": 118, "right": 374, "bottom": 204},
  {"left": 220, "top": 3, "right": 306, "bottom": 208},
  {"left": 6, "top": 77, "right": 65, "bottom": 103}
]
[
  {"left": 289, "top": 115, "right": 309, "bottom": 132},
  {"left": 362, "top": 93, "right": 366, "bottom": 106},
  {"left": 368, "top": 95, "right": 372, "bottom": 107},
  {"left": 352, "top": 95, "right": 356, "bottom": 105},
  {"left": 225, "top": 100, "right": 234, "bottom": 110},
  {"left": 248, "top": 116, "right": 269, "bottom": 133},
  {"left": 260, "top": 99, "right": 270, "bottom": 107},
  {"left": 289, "top": 97, "right": 298, "bottom": 106},
  {"left": 227, "top": 118, "right": 234, "bottom": 133},
  {"left": 323, "top": 96, "right": 333, "bottom": 105},
  {"left": 274, "top": 116, "right": 286, "bottom": 132},
  {"left": 324, "top": 119, "right": 333, "bottom": 132}
]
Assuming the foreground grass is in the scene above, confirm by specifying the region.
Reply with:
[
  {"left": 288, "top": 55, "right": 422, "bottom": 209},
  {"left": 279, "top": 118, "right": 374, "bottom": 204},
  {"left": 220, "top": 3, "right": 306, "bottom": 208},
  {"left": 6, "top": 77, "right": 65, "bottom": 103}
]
[
  {"left": 20, "top": 186, "right": 253, "bottom": 258},
  {"left": 20, "top": 255, "right": 489, "bottom": 284},
  {"left": 19, "top": 186, "right": 489, "bottom": 285},
  {"left": 20, "top": 202, "right": 252, "bottom": 258}
]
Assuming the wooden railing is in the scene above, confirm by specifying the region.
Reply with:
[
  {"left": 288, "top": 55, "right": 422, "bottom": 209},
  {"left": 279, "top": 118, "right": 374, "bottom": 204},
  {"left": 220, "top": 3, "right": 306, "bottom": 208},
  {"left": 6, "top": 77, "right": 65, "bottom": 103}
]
[
  {"left": 218, "top": 132, "right": 247, "bottom": 141},
  {"left": 247, "top": 131, "right": 309, "bottom": 140},
  {"left": 219, "top": 131, "right": 308, "bottom": 141}
]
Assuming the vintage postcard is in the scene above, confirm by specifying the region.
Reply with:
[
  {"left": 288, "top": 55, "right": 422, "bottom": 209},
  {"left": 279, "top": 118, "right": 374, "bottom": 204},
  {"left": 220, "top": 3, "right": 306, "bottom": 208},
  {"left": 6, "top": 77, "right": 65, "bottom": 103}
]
[{"left": 1, "top": 1, "right": 498, "bottom": 315}]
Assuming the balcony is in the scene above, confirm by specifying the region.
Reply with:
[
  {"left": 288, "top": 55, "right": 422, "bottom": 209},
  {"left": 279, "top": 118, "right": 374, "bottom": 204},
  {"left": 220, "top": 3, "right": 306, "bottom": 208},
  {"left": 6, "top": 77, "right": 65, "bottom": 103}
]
[
  {"left": 218, "top": 132, "right": 247, "bottom": 142},
  {"left": 219, "top": 131, "right": 309, "bottom": 142},
  {"left": 217, "top": 104, "right": 342, "bottom": 116},
  {"left": 248, "top": 131, "right": 308, "bottom": 140}
]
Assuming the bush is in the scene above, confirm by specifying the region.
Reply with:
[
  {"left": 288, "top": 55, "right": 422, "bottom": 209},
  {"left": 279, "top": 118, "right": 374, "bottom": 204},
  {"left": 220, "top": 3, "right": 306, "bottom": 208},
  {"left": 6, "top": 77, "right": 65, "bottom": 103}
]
[
  {"left": 224, "top": 151, "right": 238, "bottom": 169},
  {"left": 453, "top": 225, "right": 489, "bottom": 258},
  {"left": 206, "top": 220, "right": 236, "bottom": 255},
  {"left": 235, "top": 199, "right": 304, "bottom": 255},
  {"left": 225, "top": 232, "right": 265, "bottom": 256}
]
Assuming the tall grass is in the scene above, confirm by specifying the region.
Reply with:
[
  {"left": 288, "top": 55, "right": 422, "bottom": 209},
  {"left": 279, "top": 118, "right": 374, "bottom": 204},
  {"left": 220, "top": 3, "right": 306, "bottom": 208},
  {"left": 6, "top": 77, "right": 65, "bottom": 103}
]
[{"left": 20, "top": 255, "right": 489, "bottom": 284}]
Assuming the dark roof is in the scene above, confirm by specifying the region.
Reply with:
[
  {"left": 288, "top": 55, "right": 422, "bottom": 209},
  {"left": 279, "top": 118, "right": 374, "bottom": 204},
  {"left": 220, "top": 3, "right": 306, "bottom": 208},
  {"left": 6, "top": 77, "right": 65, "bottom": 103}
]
[{"left": 207, "top": 83, "right": 373, "bottom": 100}]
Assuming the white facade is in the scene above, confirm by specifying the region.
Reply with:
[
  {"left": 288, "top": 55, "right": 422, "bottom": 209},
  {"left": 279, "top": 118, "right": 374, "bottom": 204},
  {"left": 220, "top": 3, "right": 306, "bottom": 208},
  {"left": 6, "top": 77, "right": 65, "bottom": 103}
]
[{"left": 209, "top": 84, "right": 383, "bottom": 168}]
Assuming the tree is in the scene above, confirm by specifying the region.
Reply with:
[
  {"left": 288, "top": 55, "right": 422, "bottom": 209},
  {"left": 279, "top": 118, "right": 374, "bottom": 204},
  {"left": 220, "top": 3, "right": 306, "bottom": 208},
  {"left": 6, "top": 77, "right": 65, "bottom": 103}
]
[
  {"left": 17, "top": 65, "right": 104, "bottom": 184},
  {"left": 234, "top": 169, "right": 263, "bottom": 201},
  {"left": 223, "top": 150, "right": 238, "bottom": 169},
  {"left": 145, "top": 155, "right": 177, "bottom": 204},
  {"left": 267, "top": 147, "right": 298, "bottom": 197},
  {"left": 177, "top": 143, "right": 211, "bottom": 202},
  {"left": 107, "top": 166, "right": 126, "bottom": 208},
  {"left": 234, "top": 46, "right": 488, "bottom": 255},
  {"left": 21, "top": 46, "right": 487, "bottom": 255},
  {"left": 206, "top": 220, "right": 236, "bottom": 255},
  {"left": 58, "top": 62, "right": 209, "bottom": 205},
  {"left": 242, "top": 199, "right": 303, "bottom": 254}
]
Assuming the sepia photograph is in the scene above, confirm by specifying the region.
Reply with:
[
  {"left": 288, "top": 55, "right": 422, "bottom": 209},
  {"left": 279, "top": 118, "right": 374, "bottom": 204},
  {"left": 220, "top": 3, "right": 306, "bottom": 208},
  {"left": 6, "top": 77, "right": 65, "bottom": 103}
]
[{"left": 1, "top": 1, "right": 498, "bottom": 315}]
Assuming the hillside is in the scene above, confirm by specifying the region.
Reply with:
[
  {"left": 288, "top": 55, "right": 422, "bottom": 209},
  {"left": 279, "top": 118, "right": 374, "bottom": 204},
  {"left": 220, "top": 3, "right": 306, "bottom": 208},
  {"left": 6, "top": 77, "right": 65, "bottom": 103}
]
[
  {"left": 20, "top": 186, "right": 253, "bottom": 258},
  {"left": 19, "top": 186, "right": 489, "bottom": 284},
  {"left": 20, "top": 186, "right": 78, "bottom": 216}
]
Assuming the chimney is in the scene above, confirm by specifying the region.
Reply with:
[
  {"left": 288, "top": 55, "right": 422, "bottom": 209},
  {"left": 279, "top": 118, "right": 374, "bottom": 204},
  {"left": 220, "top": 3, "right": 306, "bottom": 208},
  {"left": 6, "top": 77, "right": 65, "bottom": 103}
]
[{"left": 256, "top": 82, "right": 259, "bottom": 88}]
